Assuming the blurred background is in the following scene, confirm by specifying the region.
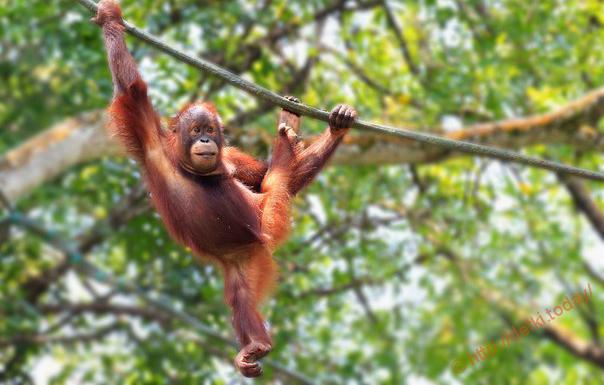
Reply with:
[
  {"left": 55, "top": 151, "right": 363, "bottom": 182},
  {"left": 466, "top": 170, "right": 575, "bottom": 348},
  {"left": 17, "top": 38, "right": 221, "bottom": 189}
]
[{"left": 1, "top": 0, "right": 604, "bottom": 384}]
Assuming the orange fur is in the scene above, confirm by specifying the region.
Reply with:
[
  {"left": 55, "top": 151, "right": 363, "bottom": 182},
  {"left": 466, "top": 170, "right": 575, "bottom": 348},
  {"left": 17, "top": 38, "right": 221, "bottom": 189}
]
[{"left": 96, "top": 1, "right": 351, "bottom": 377}]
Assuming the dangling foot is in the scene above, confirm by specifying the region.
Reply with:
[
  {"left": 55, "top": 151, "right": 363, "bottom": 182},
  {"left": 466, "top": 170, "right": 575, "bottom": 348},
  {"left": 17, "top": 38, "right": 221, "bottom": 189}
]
[{"left": 234, "top": 341, "right": 272, "bottom": 377}]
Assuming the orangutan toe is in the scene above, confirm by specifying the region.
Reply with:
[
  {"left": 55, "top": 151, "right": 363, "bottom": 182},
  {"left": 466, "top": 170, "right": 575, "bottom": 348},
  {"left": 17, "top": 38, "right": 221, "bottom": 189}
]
[{"left": 235, "top": 341, "right": 272, "bottom": 378}]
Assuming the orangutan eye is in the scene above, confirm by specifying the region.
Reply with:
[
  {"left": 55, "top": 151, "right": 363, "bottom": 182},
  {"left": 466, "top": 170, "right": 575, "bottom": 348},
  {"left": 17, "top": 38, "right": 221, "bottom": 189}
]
[
  {"left": 192, "top": 127, "right": 201, "bottom": 134},
  {"left": 207, "top": 127, "right": 214, "bottom": 134}
]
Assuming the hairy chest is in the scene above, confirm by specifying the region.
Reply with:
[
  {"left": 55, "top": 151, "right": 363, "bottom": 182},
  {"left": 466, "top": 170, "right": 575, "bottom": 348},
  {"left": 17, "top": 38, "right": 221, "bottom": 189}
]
[{"left": 145, "top": 161, "right": 263, "bottom": 256}]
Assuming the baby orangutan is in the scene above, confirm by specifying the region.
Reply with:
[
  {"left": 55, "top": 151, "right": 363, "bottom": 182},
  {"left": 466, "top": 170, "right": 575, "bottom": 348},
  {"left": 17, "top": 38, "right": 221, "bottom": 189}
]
[{"left": 93, "top": 0, "right": 356, "bottom": 377}]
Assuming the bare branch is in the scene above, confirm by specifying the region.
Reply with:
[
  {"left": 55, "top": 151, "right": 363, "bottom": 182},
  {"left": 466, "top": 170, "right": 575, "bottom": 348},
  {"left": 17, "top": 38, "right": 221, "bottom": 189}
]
[
  {"left": 4, "top": 86, "right": 604, "bottom": 205},
  {"left": 0, "top": 323, "right": 121, "bottom": 349},
  {"left": 19, "top": 185, "right": 149, "bottom": 305},
  {"left": 559, "top": 175, "right": 604, "bottom": 240},
  {"left": 543, "top": 327, "right": 604, "bottom": 369},
  {"left": 0, "top": 110, "right": 118, "bottom": 203},
  {"left": 381, "top": 0, "right": 420, "bottom": 76},
  {"left": 38, "top": 302, "right": 171, "bottom": 325}
]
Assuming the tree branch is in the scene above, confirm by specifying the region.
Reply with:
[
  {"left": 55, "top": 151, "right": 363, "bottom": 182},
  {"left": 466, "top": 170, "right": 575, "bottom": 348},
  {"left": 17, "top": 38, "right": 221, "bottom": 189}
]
[
  {"left": 559, "top": 175, "right": 604, "bottom": 240},
  {"left": 381, "top": 0, "right": 420, "bottom": 76},
  {"left": 4, "top": 48, "right": 604, "bottom": 204},
  {"left": 0, "top": 110, "right": 118, "bottom": 203},
  {"left": 73, "top": 0, "right": 604, "bottom": 181},
  {"left": 0, "top": 323, "right": 121, "bottom": 349},
  {"left": 38, "top": 302, "right": 172, "bottom": 326},
  {"left": 19, "top": 185, "right": 149, "bottom": 304}
]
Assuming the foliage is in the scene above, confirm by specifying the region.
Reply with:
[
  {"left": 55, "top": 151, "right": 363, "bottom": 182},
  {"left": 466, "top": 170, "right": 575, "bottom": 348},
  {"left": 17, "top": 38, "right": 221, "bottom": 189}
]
[{"left": 1, "top": 1, "right": 604, "bottom": 384}]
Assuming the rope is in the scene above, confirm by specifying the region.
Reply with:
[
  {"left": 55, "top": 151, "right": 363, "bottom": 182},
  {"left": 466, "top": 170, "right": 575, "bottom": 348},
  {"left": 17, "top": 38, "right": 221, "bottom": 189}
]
[
  {"left": 75, "top": 0, "right": 604, "bottom": 182},
  {"left": 1, "top": 204, "right": 316, "bottom": 384}
]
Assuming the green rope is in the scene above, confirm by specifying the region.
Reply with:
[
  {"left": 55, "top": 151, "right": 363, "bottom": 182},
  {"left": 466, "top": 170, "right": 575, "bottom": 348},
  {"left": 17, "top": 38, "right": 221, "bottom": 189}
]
[{"left": 76, "top": 0, "right": 604, "bottom": 182}]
